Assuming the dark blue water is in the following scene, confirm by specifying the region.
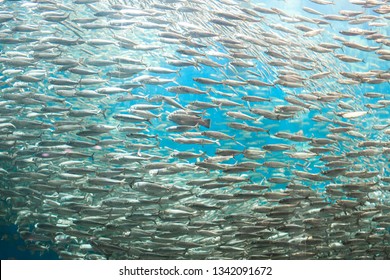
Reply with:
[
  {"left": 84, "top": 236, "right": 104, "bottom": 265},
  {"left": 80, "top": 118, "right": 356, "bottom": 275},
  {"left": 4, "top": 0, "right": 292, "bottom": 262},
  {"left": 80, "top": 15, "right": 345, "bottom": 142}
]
[{"left": 0, "top": 225, "right": 58, "bottom": 260}]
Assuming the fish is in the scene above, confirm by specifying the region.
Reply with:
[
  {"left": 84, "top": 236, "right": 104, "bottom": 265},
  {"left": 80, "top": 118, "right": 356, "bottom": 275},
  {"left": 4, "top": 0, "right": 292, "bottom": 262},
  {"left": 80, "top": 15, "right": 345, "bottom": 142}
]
[
  {"left": 0, "top": 0, "right": 389, "bottom": 261},
  {"left": 168, "top": 111, "right": 211, "bottom": 128}
]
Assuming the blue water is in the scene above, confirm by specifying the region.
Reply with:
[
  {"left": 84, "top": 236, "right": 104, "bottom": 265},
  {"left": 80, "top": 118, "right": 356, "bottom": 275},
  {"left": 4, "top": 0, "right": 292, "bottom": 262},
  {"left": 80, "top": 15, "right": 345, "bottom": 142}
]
[{"left": 0, "top": 0, "right": 389, "bottom": 259}]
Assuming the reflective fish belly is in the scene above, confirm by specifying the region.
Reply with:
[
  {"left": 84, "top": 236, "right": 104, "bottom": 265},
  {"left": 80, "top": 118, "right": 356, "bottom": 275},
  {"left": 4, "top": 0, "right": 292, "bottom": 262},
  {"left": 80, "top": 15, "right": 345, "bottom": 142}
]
[{"left": 0, "top": 0, "right": 389, "bottom": 260}]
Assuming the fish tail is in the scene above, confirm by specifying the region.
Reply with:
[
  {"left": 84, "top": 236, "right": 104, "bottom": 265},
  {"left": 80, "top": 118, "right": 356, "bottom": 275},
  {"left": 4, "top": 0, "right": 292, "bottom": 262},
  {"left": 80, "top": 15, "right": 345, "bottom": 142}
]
[
  {"left": 292, "top": 144, "right": 297, "bottom": 151},
  {"left": 201, "top": 118, "right": 211, "bottom": 128},
  {"left": 100, "top": 109, "right": 107, "bottom": 119},
  {"left": 194, "top": 123, "right": 200, "bottom": 131}
]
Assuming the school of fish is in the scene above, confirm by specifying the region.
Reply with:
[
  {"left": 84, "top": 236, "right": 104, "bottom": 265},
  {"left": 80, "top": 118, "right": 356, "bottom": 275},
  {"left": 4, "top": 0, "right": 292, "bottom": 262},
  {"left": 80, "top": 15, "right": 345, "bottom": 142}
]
[{"left": 0, "top": 0, "right": 389, "bottom": 260}]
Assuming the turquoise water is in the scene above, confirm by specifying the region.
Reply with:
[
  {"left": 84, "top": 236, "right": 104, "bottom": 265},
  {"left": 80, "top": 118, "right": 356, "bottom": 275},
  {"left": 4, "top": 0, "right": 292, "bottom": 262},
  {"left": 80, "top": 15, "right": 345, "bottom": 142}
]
[{"left": 0, "top": 0, "right": 389, "bottom": 259}]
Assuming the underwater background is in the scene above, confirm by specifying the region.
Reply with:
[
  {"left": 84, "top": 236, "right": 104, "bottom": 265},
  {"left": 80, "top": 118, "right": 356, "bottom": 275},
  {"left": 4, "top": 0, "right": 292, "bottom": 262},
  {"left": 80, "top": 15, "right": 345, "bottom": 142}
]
[{"left": 0, "top": 0, "right": 389, "bottom": 259}]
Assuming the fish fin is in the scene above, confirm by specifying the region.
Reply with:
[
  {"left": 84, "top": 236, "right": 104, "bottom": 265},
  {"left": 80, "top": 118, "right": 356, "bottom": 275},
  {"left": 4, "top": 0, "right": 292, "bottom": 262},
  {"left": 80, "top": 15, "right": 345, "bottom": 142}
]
[
  {"left": 194, "top": 61, "right": 201, "bottom": 71},
  {"left": 100, "top": 109, "right": 107, "bottom": 119},
  {"left": 292, "top": 144, "right": 297, "bottom": 152},
  {"left": 194, "top": 123, "right": 200, "bottom": 131},
  {"left": 202, "top": 118, "right": 211, "bottom": 128},
  {"left": 171, "top": 76, "right": 179, "bottom": 86}
]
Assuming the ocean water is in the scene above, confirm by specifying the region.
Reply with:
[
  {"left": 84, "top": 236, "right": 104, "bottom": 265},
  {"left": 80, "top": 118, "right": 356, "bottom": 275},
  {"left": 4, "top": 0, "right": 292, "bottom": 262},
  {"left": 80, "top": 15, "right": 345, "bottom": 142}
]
[{"left": 0, "top": 0, "right": 389, "bottom": 260}]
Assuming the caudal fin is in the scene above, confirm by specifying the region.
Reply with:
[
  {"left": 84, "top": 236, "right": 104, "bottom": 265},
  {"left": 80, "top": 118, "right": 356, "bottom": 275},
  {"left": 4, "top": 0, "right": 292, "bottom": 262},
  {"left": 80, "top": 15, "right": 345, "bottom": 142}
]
[{"left": 201, "top": 118, "right": 211, "bottom": 128}]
